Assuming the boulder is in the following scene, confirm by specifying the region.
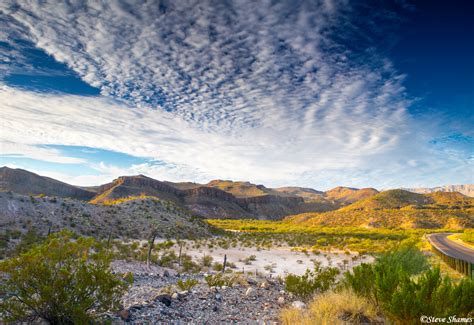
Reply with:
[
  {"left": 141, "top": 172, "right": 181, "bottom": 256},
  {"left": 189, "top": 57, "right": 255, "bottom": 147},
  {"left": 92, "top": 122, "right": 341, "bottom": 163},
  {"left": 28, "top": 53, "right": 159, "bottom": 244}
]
[
  {"left": 245, "top": 287, "right": 255, "bottom": 296},
  {"left": 291, "top": 301, "right": 306, "bottom": 309}
]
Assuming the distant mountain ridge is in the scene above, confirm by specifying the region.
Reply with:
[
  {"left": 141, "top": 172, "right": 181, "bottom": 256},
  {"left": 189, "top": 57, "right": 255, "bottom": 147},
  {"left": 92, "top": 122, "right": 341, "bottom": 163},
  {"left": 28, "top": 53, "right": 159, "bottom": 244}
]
[
  {"left": 0, "top": 167, "right": 95, "bottom": 200},
  {"left": 403, "top": 185, "right": 474, "bottom": 197},
  {"left": 1, "top": 167, "right": 472, "bottom": 223}
]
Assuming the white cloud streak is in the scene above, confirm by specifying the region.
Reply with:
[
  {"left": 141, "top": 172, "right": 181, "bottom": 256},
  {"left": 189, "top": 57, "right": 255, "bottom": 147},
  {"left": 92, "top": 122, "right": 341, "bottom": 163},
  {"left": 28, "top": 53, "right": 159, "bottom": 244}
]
[
  {"left": 2, "top": 85, "right": 472, "bottom": 189},
  {"left": 0, "top": 1, "right": 471, "bottom": 188}
]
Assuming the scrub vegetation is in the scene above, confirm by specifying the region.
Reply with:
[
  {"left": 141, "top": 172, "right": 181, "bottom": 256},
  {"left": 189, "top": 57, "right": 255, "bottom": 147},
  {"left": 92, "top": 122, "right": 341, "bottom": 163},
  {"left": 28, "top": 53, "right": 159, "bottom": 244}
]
[{"left": 281, "top": 245, "right": 474, "bottom": 324}]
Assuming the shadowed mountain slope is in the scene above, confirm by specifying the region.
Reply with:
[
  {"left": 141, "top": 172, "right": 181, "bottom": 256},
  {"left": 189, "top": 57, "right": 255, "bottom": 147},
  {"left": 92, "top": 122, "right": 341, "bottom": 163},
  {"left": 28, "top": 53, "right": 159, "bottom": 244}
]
[{"left": 0, "top": 167, "right": 95, "bottom": 200}]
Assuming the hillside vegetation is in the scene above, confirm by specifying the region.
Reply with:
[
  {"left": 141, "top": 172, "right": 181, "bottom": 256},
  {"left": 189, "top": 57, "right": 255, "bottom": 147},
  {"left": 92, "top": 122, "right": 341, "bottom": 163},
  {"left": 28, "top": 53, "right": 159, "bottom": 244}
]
[
  {"left": 324, "top": 186, "right": 379, "bottom": 204},
  {"left": 0, "top": 191, "right": 215, "bottom": 258},
  {"left": 286, "top": 190, "right": 474, "bottom": 229}
]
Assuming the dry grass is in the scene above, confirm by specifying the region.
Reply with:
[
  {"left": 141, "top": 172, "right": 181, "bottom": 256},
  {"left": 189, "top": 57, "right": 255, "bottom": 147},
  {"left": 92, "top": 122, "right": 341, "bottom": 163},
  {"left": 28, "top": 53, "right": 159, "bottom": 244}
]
[{"left": 281, "top": 289, "right": 382, "bottom": 325}]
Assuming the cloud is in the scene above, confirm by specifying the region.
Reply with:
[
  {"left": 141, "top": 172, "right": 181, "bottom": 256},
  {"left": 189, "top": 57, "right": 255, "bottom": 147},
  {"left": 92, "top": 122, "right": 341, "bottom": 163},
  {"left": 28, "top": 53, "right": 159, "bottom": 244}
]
[
  {"left": 0, "top": 1, "right": 472, "bottom": 188},
  {"left": 2, "top": 85, "right": 472, "bottom": 189},
  {"left": 0, "top": 141, "right": 86, "bottom": 164},
  {"left": 1, "top": 0, "right": 407, "bottom": 130}
]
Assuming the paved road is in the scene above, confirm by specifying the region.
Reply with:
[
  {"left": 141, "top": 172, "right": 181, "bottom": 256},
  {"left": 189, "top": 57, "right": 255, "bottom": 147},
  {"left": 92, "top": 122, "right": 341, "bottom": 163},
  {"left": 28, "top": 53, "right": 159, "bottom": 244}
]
[{"left": 427, "top": 233, "right": 474, "bottom": 264}]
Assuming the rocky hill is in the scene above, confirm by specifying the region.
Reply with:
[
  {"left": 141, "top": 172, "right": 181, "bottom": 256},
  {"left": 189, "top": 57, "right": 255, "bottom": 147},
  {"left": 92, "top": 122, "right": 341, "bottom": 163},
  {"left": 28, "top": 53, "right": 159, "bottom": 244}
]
[
  {"left": 341, "top": 189, "right": 432, "bottom": 211},
  {"left": 0, "top": 167, "right": 95, "bottom": 200},
  {"left": 286, "top": 189, "right": 474, "bottom": 229},
  {"left": 273, "top": 187, "right": 324, "bottom": 200},
  {"left": 0, "top": 191, "right": 214, "bottom": 240},
  {"left": 341, "top": 189, "right": 474, "bottom": 211},
  {"left": 206, "top": 180, "right": 274, "bottom": 197},
  {"left": 324, "top": 186, "right": 379, "bottom": 204},
  {"left": 91, "top": 176, "right": 310, "bottom": 219},
  {"left": 403, "top": 184, "right": 474, "bottom": 197}
]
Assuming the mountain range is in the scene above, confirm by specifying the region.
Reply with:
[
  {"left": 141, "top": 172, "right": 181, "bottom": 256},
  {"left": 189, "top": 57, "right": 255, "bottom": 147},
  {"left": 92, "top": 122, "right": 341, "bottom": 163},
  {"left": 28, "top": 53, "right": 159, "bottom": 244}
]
[
  {"left": 0, "top": 167, "right": 378, "bottom": 219},
  {"left": 0, "top": 167, "right": 472, "bottom": 230},
  {"left": 403, "top": 185, "right": 474, "bottom": 197}
]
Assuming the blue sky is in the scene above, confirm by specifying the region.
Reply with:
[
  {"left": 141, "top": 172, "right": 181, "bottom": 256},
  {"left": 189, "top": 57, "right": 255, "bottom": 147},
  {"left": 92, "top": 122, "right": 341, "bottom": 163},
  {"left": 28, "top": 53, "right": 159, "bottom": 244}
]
[{"left": 0, "top": 0, "right": 472, "bottom": 190}]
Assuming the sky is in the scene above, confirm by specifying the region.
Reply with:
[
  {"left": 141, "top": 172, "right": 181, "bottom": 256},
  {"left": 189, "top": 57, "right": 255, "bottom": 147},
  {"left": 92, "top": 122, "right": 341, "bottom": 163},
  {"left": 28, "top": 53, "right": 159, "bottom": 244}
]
[{"left": 0, "top": 0, "right": 473, "bottom": 190}]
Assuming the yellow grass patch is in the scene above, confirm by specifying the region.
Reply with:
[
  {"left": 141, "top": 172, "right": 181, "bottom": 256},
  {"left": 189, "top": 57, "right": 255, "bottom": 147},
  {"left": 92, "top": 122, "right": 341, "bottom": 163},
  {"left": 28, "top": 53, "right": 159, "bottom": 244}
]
[{"left": 281, "top": 289, "right": 382, "bottom": 325}]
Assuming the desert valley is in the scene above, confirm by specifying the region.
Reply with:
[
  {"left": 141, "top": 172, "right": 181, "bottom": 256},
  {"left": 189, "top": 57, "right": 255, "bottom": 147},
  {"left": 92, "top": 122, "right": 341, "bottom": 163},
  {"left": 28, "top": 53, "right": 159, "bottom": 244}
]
[
  {"left": 1, "top": 167, "right": 473, "bottom": 323},
  {"left": 1, "top": 0, "right": 473, "bottom": 323}
]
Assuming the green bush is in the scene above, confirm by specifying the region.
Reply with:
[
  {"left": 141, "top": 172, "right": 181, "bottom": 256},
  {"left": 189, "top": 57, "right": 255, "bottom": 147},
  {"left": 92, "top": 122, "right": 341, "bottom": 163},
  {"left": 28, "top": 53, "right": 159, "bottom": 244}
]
[
  {"left": 12, "top": 228, "right": 44, "bottom": 255},
  {"left": 345, "top": 244, "right": 428, "bottom": 306},
  {"left": 212, "top": 262, "right": 224, "bottom": 271},
  {"left": 285, "top": 262, "right": 339, "bottom": 301},
  {"left": 204, "top": 273, "right": 239, "bottom": 287},
  {"left": 201, "top": 255, "right": 213, "bottom": 267},
  {"left": 177, "top": 278, "right": 199, "bottom": 291},
  {"left": 0, "top": 230, "right": 130, "bottom": 323},
  {"left": 159, "top": 250, "right": 178, "bottom": 267},
  {"left": 180, "top": 254, "right": 200, "bottom": 273},
  {"left": 387, "top": 268, "right": 474, "bottom": 323},
  {"left": 344, "top": 245, "right": 474, "bottom": 323}
]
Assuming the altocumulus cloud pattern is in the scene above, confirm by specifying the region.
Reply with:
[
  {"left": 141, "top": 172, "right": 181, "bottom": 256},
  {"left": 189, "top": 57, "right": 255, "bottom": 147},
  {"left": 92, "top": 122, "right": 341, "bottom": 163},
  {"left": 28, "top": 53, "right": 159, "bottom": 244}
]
[{"left": 0, "top": 0, "right": 472, "bottom": 188}]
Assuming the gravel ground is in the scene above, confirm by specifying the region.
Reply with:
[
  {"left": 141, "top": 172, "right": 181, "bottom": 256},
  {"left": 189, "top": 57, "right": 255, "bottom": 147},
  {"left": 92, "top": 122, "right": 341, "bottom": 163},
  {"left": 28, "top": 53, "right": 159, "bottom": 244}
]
[{"left": 108, "top": 264, "right": 296, "bottom": 324}]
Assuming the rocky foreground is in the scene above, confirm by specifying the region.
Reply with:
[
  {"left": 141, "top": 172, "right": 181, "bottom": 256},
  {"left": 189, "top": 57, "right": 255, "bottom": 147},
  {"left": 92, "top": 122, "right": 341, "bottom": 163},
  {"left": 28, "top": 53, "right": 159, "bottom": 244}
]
[{"left": 108, "top": 261, "right": 301, "bottom": 324}]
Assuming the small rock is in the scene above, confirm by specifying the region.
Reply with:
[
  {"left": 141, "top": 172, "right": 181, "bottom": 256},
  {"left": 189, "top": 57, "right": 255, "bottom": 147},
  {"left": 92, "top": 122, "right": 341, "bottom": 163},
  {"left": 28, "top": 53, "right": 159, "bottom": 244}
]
[
  {"left": 221, "top": 285, "right": 228, "bottom": 290},
  {"left": 279, "top": 290, "right": 285, "bottom": 295},
  {"left": 245, "top": 287, "right": 255, "bottom": 296},
  {"left": 260, "top": 281, "right": 269, "bottom": 289},
  {"left": 178, "top": 290, "right": 189, "bottom": 296},
  {"left": 163, "top": 270, "right": 170, "bottom": 277},
  {"left": 171, "top": 292, "right": 179, "bottom": 300},
  {"left": 291, "top": 301, "right": 306, "bottom": 309},
  {"left": 277, "top": 296, "right": 285, "bottom": 304},
  {"left": 215, "top": 293, "right": 222, "bottom": 301},
  {"left": 118, "top": 309, "right": 130, "bottom": 321},
  {"left": 247, "top": 278, "right": 257, "bottom": 285}
]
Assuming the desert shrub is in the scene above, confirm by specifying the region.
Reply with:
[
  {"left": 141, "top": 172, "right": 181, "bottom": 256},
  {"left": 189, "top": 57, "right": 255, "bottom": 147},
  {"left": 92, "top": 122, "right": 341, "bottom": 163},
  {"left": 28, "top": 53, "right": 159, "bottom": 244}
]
[
  {"left": 386, "top": 268, "right": 474, "bottom": 323},
  {"left": 281, "top": 289, "right": 381, "bottom": 325},
  {"left": 12, "top": 228, "right": 45, "bottom": 256},
  {"left": 377, "top": 244, "right": 428, "bottom": 275},
  {"left": 243, "top": 254, "right": 257, "bottom": 265},
  {"left": 344, "top": 244, "right": 428, "bottom": 306},
  {"left": 212, "top": 262, "right": 223, "bottom": 272},
  {"left": 200, "top": 255, "right": 213, "bottom": 267},
  {"left": 159, "top": 250, "right": 178, "bottom": 267},
  {"left": 177, "top": 278, "right": 199, "bottom": 291},
  {"left": 285, "top": 263, "right": 339, "bottom": 301},
  {"left": 344, "top": 245, "right": 474, "bottom": 323},
  {"left": 180, "top": 254, "right": 200, "bottom": 273},
  {"left": 204, "top": 273, "right": 239, "bottom": 287},
  {"left": 226, "top": 261, "right": 237, "bottom": 269},
  {"left": 0, "top": 230, "right": 130, "bottom": 323},
  {"left": 460, "top": 229, "right": 474, "bottom": 244}
]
